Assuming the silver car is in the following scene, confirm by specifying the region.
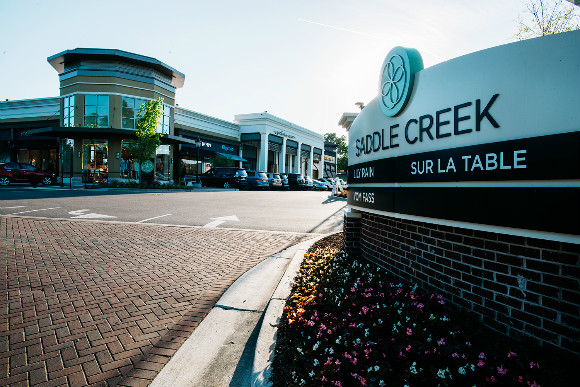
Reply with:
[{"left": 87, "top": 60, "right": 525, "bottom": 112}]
[{"left": 266, "top": 172, "right": 283, "bottom": 190}]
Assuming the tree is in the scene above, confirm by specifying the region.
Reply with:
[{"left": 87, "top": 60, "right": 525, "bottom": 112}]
[
  {"left": 324, "top": 132, "right": 348, "bottom": 172},
  {"left": 129, "top": 97, "right": 164, "bottom": 183},
  {"left": 516, "top": 0, "right": 580, "bottom": 40},
  {"left": 210, "top": 153, "right": 234, "bottom": 168}
]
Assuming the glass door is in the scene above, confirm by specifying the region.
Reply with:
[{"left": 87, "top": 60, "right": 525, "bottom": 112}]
[{"left": 82, "top": 140, "right": 108, "bottom": 183}]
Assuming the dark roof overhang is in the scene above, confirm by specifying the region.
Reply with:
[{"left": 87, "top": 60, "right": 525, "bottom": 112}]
[{"left": 47, "top": 48, "right": 185, "bottom": 88}]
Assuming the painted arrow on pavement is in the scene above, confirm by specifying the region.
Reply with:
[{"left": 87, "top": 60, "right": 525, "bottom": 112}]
[
  {"left": 202, "top": 215, "right": 240, "bottom": 228},
  {"left": 69, "top": 209, "right": 117, "bottom": 219}
]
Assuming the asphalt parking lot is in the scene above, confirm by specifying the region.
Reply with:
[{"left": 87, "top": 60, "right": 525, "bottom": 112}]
[{"left": 0, "top": 187, "right": 347, "bottom": 234}]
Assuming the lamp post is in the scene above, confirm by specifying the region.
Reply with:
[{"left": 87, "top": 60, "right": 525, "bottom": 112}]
[{"left": 195, "top": 137, "right": 201, "bottom": 184}]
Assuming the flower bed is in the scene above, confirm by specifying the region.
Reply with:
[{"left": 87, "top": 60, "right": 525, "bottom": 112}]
[{"left": 271, "top": 233, "right": 574, "bottom": 387}]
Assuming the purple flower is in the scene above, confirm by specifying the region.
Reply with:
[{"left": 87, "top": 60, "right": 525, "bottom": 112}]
[{"left": 497, "top": 365, "right": 508, "bottom": 375}]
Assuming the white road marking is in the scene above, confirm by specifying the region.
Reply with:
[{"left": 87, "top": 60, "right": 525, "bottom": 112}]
[
  {"left": 68, "top": 209, "right": 117, "bottom": 219},
  {"left": 137, "top": 214, "right": 172, "bottom": 223},
  {"left": 9, "top": 207, "right": 61, "bottom": 215},
  {"left": 202, "top": 215, "right": 240, "bottom": 228},
  {"left": 0, "top": 206, "right": 26, "bottom": 209}
]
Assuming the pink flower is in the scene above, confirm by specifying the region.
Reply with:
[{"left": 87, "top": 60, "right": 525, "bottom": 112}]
[
  {"left": 518, "top": 376, "right": 524, "bottom": 383},
  {"left": 324, "top": 358, "right": 333, "bottom": 366},
  {"left": 508, "top": 351, "right": 518, "bottom": 358},
  {"left": 452, "top": 352, "right": 459, "bottom": 358},
  {"left": 529, "top": 361, "right": 540, "bottom": 369},
  {"left": 406, "top": 328, "right": 413, "bottom": 336},
  {"left": 322, "top": 376, "right": 328, "bottom": 382},
  {"left": 477, "top": 360, "right": 485, "bottom": 367},
  {"left": 406, "top": 345, "right": 412, "bottom": 352},
  {"left": 497, "top": 365, "right": 508, "bottom": 374}
]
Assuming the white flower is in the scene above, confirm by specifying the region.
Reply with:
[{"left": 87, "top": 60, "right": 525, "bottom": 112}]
[
  {"left": 379, "top": 381, "right": 386, "bottom": 387},
  {"left": 297, "top": 347, "right": 303, "bottom": 354},
  {"left": 313, "top": 358, "right": 319, "bottom": 366},
  {"left": 437, "top": 369, "right": 446, "bottom": 378},
  {"left": 374, "top": 365, "right": 380, "bottom": 371},
  {"left": 458, "top": 366, "right": 466, "bottom": 375}
]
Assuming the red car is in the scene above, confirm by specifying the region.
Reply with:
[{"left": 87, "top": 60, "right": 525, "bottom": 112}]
[{"left": 0, "top": 162, "right": 56, "bottom": 186}]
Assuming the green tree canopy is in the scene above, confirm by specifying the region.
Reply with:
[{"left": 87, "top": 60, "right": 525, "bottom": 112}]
[
  {"left": 130, "top": 97, "right": 163, "bottom": 164},
  {"left": 324, "top": 132, "right": 348, "bottom": 172},
  {"left": 516, "top": 0, "right": 580, "bottom": 40}
]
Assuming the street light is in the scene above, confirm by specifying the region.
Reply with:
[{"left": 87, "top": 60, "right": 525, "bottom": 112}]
[{"left": 195, "top": 137, "right": 201, "bottom": 184}]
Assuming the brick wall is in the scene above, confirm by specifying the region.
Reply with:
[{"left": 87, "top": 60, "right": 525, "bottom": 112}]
[
  {"left": 343, "top": 210, "right": 361, "bottom": 258},
  {"left": 355, "top": 212, "right": 580, "bottom": 354}
]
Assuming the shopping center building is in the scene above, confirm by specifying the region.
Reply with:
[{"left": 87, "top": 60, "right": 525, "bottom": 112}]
[{"left": 0, "top": 48, "right": 336, "bottom": 184}]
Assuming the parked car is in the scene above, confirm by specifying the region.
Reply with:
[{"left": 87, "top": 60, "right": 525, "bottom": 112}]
[
  {"left": 266, "top": 172, "right": 283, "bottom": 190},
  {"left": 246, "top": 170, "right": 270, "bottom": 190},
  {"left": 286, "top": 173, "right": 306, "bottom": 190},
  {"left": 200, "top": 167, "right": 248, "bottom": 189},
  {"left": 317, "top": 178, "right": 333, "bottom": 190},
  {"left": 280, "top": 173, "right": 290, "bottom": 190},
  {"left": 0, "top": 162, "right": 56, "bottom": 186},
  {"left": 312, "top": 179, "right": 328, "bottom": 190},
  {"left": 338, "top": 179, "right": 349, "bottom": 190},
  {"left": 304, "top": 176, "right": 314, "bottom": 190}
]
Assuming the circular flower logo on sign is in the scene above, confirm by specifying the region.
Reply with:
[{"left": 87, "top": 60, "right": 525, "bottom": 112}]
[
  {"left": 379, "top": 47, "right": 424, "bottom": 117},
  {"left": 381, "top": 55, "right": 406, "bottom": 109},
  {"left": 141, "top": 160, "right": 154, "bottom": 174}
]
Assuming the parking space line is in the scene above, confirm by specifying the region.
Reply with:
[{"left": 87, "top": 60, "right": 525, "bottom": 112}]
[
  {"left": 137, "top": 214, "right": 172, "bottom": 223},
  {"left": 0, "top": 206, "right": 26, "bottom": 209},
  {"left": 9, "top": 207, "right": 61, "bottom": 215}
]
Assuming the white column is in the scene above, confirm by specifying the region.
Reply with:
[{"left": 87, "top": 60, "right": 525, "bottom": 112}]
[
  {"left": 279, "top": 138, "right": 286, "bottom": 173},
  {"left": 260, "top": 133, "right": 268, "bottom": 171},
  {"left": 238, "top": 147, "right": 243, "bottom": 168},
  {"left": 308, "top": 147, "right": 313, "bottom": 178},
  {"left": 321, "top": 149, "right": 325, "bottom": 178},
  {"left": 295, "top": 142, "right": 302, "bottom": 174}
]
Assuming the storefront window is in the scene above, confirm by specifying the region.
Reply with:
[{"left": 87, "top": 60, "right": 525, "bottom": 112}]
[
  {"left": 122, "top": 96, "right": 147, "bottom": 129},
  {"left": 17, "top": 149, "right": 57, "bottom": 171},
  {"left": 84, "top": 95, "right": 109, "bottom": 128},
  {"left": 121, "top": 140, "right": 138, "bottom": 180},
  {"left": 63, "top": 95, "right": 75, "bottom": 127},
  {"left": 60, "top": 139, "right": 74, "bottom": 181},
  {"left": 179, "top": 158, "right": 202, "bottom": 183},
  {"left": 82, "top": 139, "right": 108, "bottom": 182},
  {"left": 122, "top": 97, "right": 171, "bottom": 134},
  {"left": 155, "top": 145, "right": 170, "bottom": 181},
  {"left": 156, "top": 105, "right": 171, "bottom": 134}
]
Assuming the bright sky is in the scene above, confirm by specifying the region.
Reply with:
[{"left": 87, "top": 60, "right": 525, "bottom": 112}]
[{"left": 0, "top": 0, "right": 528, "bottom": 136}]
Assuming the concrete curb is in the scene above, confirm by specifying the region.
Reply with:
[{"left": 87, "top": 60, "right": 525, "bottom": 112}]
[
  {"left": 149, "top": 235, "right": 324, "bottom": 387},
  {"left": 250, "top": 236, "right": 320, "bottom": 387}
]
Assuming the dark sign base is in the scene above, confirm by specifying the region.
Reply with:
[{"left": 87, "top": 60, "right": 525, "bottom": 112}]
[{"left": 348, "top": 186, "right": 580, "bottom": 236}]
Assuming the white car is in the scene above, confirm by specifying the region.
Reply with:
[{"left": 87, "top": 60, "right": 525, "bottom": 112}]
[{"left": 312, "top": 179, "right": 328, "bottom": 190}]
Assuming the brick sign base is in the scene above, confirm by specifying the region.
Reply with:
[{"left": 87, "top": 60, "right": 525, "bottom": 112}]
[{"left": 343, "top": 212, "right": 580, "bottom": 354}]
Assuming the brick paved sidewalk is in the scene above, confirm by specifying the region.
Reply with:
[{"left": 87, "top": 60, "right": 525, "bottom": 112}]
[{"left": 0, "top": 216, "right": 310, "bottom": 387}]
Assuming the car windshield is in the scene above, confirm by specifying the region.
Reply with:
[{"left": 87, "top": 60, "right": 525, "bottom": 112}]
[
  {"left": 273, "top": 174, "right": 280, "bottom": 179},
  {"left": 235, "top": 170, "right": 247, "bottom": 177},
  {"left": 258, "top": 172, "right": 268, "bottom": 179}
]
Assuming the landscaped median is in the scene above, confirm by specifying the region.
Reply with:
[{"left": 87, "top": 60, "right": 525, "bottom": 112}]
[{"left": 270, "top": 233, "right": 572, "bottom": 387}]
